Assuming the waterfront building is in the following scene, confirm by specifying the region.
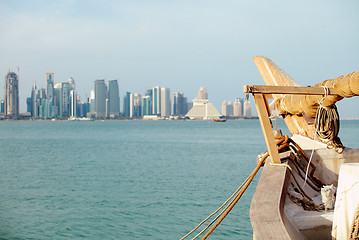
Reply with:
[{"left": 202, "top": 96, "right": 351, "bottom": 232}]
[
  {"left": 68, "top": 77, "right": 75, "bottom": 91},
  {"left": 31, "top": 81, "right": 38, "bottom": 117},
  {"left": 243, "top": 100, "right": 252, "bottom": 118},
  {"left": 0, "top": 100, "right": 4, "bottom": 114},
  {"left": 89, "top": 90, "right": 95, "bottom": 113},
  {"left": 43, "top": 99, "right": 53, "bottom": 119},
  {"left": 172, "top": 92, "right": 187, "bottom": 115},
  {"left": 70, "top": 90, "right": 77, "bottom": 117},
  {"left": 108, "top": 80, "right": 120, "bottom": 117},
  {"left": 145, "top": 89, "right": 153, "bottom": 115},
  {"left": 54, "top": 83, "right": 62, "bottom": 117},
  {"left": 133, "top": 93, "right": 142, "bottom": 118},
  {"left": 26, "top": 97, "right": 32, "bottom": 114},
  {"left": 233, "top": 98, "right": 242, "bottom": 117},
  {"left": 227, "top": 101, "right": 233, "bottom": 116},
  {"left": 142, "top": 96, "right": 151, "bottom": 116},
  {"left": 94, "top": 80, "right": 107, "bottom": 118},
  {"left": 185, "top": 87, "right": 221, "bottom": 120},
  {"left": 222, "top": 101, "right": 227, "bottom": 116},
  {"left": 4, "top": 71, "right": 19, "bottom": 119},
  {"left": 152, "top": 86, "right": 161, "bottom": 116},
  {"left": 46, "top": 71, "right": 54, "bottom": 100},
  {"left": 62, "top": 82, "right": 70, "bottom": 117},
  {"left": 129, "top": 93, "right": 134, "bottom": 118},
  {"left": 123, "top": 92, "right": 131, "bottom": 117},
  {"left": 160, "top": 87, "right": 171, "bottom": 117}
]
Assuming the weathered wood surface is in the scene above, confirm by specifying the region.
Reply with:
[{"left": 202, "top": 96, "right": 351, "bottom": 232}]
[
  {"left": 250, "top": 157, "right": 293, "bottom": 239},
  {"left": 243, "top": 85, "right": 338, "bottom": 96},
  {"left": 252, "top": 56, "right": 316, "bottom": 139}
]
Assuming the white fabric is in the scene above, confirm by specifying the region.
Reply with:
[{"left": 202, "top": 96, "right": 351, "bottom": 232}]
[{"left": 332, "top": 163, "right": 359, "bottom": 239}]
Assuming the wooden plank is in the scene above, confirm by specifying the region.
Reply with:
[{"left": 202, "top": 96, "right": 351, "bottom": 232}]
[
  {"left": 250, "top": 158, "right": 292, "bottom": 239},
  {"left": 253, "top": 94, "right": 281, "bottom": 164},
  {"left": 243, "top": 85, "right": 338, "bottom": 96}
]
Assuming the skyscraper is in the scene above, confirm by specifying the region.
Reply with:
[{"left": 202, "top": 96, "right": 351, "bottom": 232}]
[
  {"left": 108, "top": 80, "right": 120, "bottom": 117},
  {"left": 46, "top": 71, "right": 54, "bottom": 100},
  {"left": 89, "top": 90, "right": 95, "bottom": 113},
  {"left": 68, "top": 77, "right": 75, "bottom": 91},
  {"left": 54, "top": 83, "right": 62, "bottom": 117},
  {"left": 243, "top": 100, "right": 252, "bottom": 118},
  {"left": 222, "top": 101, "right": 227, "bottom": 116},
  {"left": 4, "top": 71, "right": 19, "bottom": 119},
  {"left": 123, "top": 92, "right": 131, "bottom": 117},
  {"left": 233, "top": 98, "right": 242, "bottom": 117},
  {"left": 62, "top": 82, "right": 70, "bottom": 117},
  {"left": 70, "top": 90, "right": 77, "bottom": 117},
  {"left": 152, "top": 86, "right": 161, "bottom": 116},
  {"left": 142, "top": 96, "right": 151, "bottom": 116},
  {"left": 172, "top": 92, "right": 187, "bottom": 115},
  {"left": 95, "top": 80, "right": 107, "bottom": 118},
  {"left": 160, "top": 87, "right": 171, "bottom": 117}
]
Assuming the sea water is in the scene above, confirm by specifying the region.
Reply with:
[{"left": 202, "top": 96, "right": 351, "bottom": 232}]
[{"left": 0, "top": 120, "right": 358, "bottom": 240}]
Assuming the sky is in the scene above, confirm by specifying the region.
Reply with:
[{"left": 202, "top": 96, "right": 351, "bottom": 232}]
[{"left": 0, "top": 0, "right": 358, "bottom": 118}]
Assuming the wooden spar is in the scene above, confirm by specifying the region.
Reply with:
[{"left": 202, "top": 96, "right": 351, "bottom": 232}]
[
  {"left": 253, "top": 94, "right": 281, "bottom": 164},
  {"left": 243, "top": 85, "right": 338, "bottom": 96},
  {"left": 244, "top": 85, "right": 340, "bottom": 165}
]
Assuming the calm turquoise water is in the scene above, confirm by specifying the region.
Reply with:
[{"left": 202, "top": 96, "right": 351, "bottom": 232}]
[{"left": 0, "top": 120, "right": 358, "bottom": 239}]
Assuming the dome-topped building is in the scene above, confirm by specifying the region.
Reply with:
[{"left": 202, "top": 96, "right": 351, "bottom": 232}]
[
  {"left": 197, "top": 86, "right": 208, "bottom": 100},
  {"left": 185, "top": 86, "right": 221, "bottom": 120}
]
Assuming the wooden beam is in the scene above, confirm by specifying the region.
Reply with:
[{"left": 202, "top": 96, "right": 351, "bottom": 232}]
[
  {"left": 253, "top": 94, "right": 281, "bottom": 164},
  {"left": 243, "top": 85, "right": 338, "bottom": 96}
]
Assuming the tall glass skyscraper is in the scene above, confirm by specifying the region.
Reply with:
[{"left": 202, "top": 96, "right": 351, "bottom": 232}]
[
  {"left": 53, "top": 83, "right": 62, "bottom": 117},
  {"left": 46, "top": 71, "right": 54, "bottom": 100},
  {"left": 62, "top": 82, "right": 70, "bottom": 117},
  {"left": 160, "top": 87, "right": 171, "bottom": 117},
  {"left": 95, "top": 80, "right": 107, "bottom": 118},
  {"left": 4, "top": 71, "right": 19, "bottom": 119},
  {"left": 108, "top": 80, "right": 120, "bottom": 117},
  {"left": 152, "top": 86, "right": 161, "bottom": 116}
]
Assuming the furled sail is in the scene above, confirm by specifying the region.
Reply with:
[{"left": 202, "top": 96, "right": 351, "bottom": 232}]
[{"left": 274, "top": 71, "right": 359, "bottom": 118}]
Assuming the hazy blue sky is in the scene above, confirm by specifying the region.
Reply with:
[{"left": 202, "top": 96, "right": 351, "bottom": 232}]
[{"left": 0, "top": 0, "right": 358, "bottom": 118}]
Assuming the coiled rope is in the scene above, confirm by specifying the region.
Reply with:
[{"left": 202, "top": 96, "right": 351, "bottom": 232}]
[{"left": 181, "top": 136, "right": 289, "bottom": 240}]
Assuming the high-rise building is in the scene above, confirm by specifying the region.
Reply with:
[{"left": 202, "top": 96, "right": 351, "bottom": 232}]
[
  {"left": 152, "top": 86, "right": 161, "bottom": 116},
  {"left": 129, "top": 93, "right": 134, "bottom": 118},
  {"left": 243, "top": 100, "right": 252, "bottom": 118},
  {"left": 142, "top": 96, "right": 151, "bottom": 116},
  {"left": 95, "top": 80, "right": 107, "bottom": 118},
  {"left": 227, "top": 101, "right": 233, "bottom": 116},
  {"left": 160, "top": 88, "right": 171, "bottom": 117},
  {"left": 53, "top": 83, "right": 62, "bottom": 117},
  {"left": 108, "top": 80, "right": 120, "bottom": 117},
  {"left": 68, "top": 77, "right": 75, "bottom": 91},
  {"left": 222, "top": 101, "right": 227, "bottom": 116},
  {"left": 0, "top": 100, "right": 4, "bottom": 114},
  {"left": 233, "top": 98, "right": 242, "bottom": 117},
  {"left": 43, "top": 99, "right": 53, "bottom": 119},
  {"left": 123, "top": 92, "right": 131, "bottom": 117},
  {"left": 133, "top": 93, "right": 142, "bottom": 118},
  {"left": 62, "top": 82, "right": 70, "bottom": 117},
  {"left": 4, "top": 71, "right": 19, "bottom": 119},
  {"left": 172, "top": 92, "right": 187, "bottom": 115},
  {"left": 26, "top": 97, "right": 32, "bottom": 113},
  {"left": 89, "top": 90, "right": 95, "bottom": 113},
  {"left": 46, "top": 71, "right": 54, "bottom": 100},
  {"left": 70, "top": 90, "right": 77, "bottom": 117}
]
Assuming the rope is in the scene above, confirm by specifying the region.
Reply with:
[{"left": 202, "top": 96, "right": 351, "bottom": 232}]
[{"left": 181, "top": 136, "right": 289, "bottom": 240}]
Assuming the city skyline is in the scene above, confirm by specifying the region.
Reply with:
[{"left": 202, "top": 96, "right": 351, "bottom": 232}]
[{"left": 0, "top": 1, "right": 358, "bottom": 118}]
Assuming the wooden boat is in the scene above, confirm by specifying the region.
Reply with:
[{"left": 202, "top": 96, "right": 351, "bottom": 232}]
[
  {"left": 211, "top": 118, "right": 227, "bottom": 122},
  {"left": 246, "top": 56, "right": 359, "bottom": 239}
]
